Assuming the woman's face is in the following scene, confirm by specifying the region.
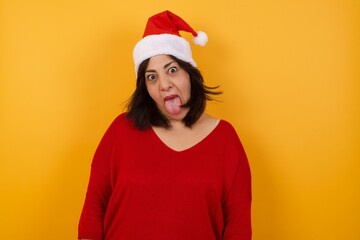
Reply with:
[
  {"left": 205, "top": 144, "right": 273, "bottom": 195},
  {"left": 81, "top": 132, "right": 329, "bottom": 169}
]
[{"left": 145, "top": 54, "right": 191, "bottom": 122}]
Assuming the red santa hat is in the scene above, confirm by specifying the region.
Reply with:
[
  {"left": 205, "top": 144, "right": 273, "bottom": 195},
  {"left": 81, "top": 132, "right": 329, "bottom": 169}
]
[{"left": 133, "top": 10, "right": 208, "bottom": 74}]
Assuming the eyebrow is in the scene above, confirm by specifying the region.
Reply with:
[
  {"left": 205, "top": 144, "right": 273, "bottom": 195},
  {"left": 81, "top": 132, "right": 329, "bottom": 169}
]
[
  {"left": 145, "top": 61, "right": 176, "bottom": 73},
  {"left": 164, "top": 61, "right": 176, "bottom": 69}
]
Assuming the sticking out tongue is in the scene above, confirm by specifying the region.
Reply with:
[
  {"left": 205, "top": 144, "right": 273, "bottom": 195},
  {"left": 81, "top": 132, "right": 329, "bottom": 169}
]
[{"left": 164, "top": 96, "right": 182, "bottom": 115}]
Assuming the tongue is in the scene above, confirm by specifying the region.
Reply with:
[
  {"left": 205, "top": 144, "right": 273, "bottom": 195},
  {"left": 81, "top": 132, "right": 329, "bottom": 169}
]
[{"left": 164, "top": 96, "right": 181, "bottom": 115}]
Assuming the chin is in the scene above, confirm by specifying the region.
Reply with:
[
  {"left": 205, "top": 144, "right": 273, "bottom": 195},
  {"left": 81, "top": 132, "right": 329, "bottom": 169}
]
[{"left": 163, "top": 109, "right": 188, "bottom": 121}]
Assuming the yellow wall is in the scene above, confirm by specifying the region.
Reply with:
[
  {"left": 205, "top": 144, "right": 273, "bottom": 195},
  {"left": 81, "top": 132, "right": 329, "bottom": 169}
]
[{"left": 1, "top": 0, "right": 359, "bottom": 239}]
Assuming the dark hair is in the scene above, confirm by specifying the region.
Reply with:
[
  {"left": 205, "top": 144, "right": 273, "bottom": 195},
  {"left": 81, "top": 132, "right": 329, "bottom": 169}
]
[{"left": 126, "top": 55, "right": 222, "bottom": 130}]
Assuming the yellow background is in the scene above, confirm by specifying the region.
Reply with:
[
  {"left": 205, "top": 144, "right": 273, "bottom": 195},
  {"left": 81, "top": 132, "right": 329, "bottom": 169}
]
[{"left": 1, "top": 0, "right": 359, "bottom": 239}]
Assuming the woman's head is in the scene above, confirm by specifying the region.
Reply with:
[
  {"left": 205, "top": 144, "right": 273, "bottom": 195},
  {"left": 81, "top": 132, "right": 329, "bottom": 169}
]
[
  {"left": 126, "top": 54, "right": 221, "bottom": 130},
  {"left": 127, "top": 10, "right": 219, "bottom": 130}
]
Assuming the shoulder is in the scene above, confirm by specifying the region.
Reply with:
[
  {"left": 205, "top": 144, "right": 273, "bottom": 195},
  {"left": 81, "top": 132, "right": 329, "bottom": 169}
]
[
  {"left": 217, "top": 119, "right": 239, "bottom": 138},
  {"left": 202, "top": 114, "right": 236, "bottom": 132},
  {"left": 200, "top": 114, "right": 240, "bottom": 141},
  {"left": 215, "top": 119, "right": 249, "bottom": 168},
  {"left": 111, "top": 112, "right": 130, "bottom": 125},
  {"left": 219, "top": 119, "right": 235, "bottom": 130},
  {"left": 108, "top": 112, "right": 136, "bottom": 131},
  {"left": 100, "top": 112, "right": 141, "bottom": 141},
  {"left": 214, "top": 119, "right": 248, "bottom": 157}
]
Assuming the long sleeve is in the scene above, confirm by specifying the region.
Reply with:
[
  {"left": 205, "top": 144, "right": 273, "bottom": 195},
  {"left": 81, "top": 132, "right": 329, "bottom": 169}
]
[
  {"left": 78, "top": 116, "right": 120, "bottom": 240},
  {"left": 78, "top": 169, "right": 111, "bottom": 239},
  {"left": 222, "top": 137, "right": 252, "bottom": 240}
]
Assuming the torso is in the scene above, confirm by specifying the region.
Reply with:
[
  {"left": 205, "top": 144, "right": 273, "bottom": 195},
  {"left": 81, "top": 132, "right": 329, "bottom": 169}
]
[
  {"left": 151, "top": 113, "right": 220, "bottom": 152},
  {"left": 78, "top": 113, "right": 252, "bottom": 240}
]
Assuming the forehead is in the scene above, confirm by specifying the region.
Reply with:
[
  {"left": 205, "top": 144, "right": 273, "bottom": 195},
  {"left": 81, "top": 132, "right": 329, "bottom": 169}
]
[{"left": 146, "top": 55, "right": 177, "bottom": 70}]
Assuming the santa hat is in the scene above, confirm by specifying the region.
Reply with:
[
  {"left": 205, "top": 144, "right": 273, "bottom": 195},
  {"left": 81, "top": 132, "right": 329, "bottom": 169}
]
[{"left": 133, "top": 10, "right": 208, "bottom": 74}]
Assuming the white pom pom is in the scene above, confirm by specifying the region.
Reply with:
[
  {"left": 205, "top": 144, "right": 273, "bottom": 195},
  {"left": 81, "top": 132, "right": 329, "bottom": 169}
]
[{"left": 193, "top": 31, "right": 208, "bottom": 46}]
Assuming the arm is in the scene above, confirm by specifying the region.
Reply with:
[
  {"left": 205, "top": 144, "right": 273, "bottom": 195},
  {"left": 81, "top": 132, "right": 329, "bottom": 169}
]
[
  {"left": 78, "top": 168, "right": 111, "bottom": 240},
  {"left": 222, "top": 147, "right": 252, "bottom": 240},
  {"left": 78, "top": 119, "right": 118, "bottom": 240}
]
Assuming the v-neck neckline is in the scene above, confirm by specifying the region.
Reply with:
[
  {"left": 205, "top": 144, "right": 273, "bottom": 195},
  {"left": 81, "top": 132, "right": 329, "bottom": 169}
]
[{"left": 149, "top": 119, "right": 222, "bottom": 153}]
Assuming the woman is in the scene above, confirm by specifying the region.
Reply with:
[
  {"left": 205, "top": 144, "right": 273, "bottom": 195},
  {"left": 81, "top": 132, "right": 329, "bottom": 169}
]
[{"left": 78, "top": 10, "right": 252, "bottom": 240}]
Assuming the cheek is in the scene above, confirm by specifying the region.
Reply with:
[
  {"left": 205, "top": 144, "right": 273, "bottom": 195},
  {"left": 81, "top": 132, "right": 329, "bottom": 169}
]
[
  {"left": 184, "top": 80, "right": 191, "bottom": 97},
  {"left": 145, "top": 84, "right": 159, "bottom": 101},
  {"left": 184, "top": 75, "right": 191, "bottom": 94}
]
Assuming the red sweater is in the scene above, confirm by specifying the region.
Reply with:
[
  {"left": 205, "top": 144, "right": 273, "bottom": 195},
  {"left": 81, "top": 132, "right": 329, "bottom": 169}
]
[{"left": 78, "top": 113, "right": 252, "bottom": 240}]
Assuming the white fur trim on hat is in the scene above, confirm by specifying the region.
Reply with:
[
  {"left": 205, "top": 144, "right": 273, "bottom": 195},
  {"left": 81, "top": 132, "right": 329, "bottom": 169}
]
[{"left": 133, "top": 34, "right": 197, "bottom": 75}]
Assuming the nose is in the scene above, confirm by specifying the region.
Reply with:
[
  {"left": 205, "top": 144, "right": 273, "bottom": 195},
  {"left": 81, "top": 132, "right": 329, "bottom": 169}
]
[{"left": 158, "top": 74, "right": 172, "bottom": 91}]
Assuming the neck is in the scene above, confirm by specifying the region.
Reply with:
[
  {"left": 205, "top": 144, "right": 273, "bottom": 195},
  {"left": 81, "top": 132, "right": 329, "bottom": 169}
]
[
  {"left": 166, "top": 114, "right": 206, "bottom": 131},
  {"left": 167, "top": 119, "right": 187, "bottom": 131}
]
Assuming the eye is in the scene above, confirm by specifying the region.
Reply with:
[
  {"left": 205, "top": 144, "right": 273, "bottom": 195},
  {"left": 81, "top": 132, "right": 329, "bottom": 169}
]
[
  {"left": 168, "top": 67, "right": 177, "bottom": 74},
  {"left": 146, "top": 74, "right": 156, "bottom": 81}
]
